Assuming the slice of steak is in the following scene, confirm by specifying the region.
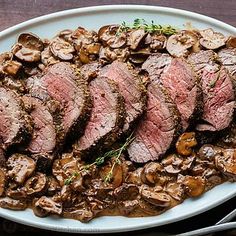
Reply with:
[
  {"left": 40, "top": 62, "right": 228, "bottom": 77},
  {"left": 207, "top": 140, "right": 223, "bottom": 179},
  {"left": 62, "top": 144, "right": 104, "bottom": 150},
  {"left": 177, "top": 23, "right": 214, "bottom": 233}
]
[
  {"left": 26, "top": 62, "right": 91, "bottom": 142},
  {"left": 188, "top": 50, "right": 219, "bottom": 76},
  {"left": 127, "top": 82, "right": 181, "bottom": 163},
  {"left": 143, "top": 55, "right": 200, "bottom": 130},
  {"left": 218, "top": 48, "right": 236, "bottom": 77},
  {"left": 0, "top": 87, "right": 32, "bottom": 150},
  {"left": 22, "top": 95, "right": 58, "bottom": 154},
  {"left": 142, "top": 53, "right": 172, "bottom": 81},
  {"left": 160, "top": 58, "right": 201, "bottom": 130},
  {"left": 196, "top": 67, "right": 235, "bottom": 131},
  {"left": 101, "top": 61, "right": 146, "bottom": 132},
  {"left": 74, "top": 76, "right": 125, "bottom": 156}
]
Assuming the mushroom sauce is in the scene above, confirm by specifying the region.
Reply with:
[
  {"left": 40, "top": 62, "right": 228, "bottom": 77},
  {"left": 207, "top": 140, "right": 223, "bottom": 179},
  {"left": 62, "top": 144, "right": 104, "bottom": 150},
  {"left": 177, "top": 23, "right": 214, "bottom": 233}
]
[{"left": 0, "top": 19, "right": 236, "bottom": 222}]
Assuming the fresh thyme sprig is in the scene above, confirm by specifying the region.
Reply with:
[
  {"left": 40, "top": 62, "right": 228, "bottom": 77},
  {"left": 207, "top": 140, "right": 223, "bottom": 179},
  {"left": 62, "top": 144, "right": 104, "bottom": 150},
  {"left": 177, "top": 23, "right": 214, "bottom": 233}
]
[
  {"left": 64, "top": 133, "right": 135, "bottom": 185},
  {"left": 103, "top": 134, "right": 135, "bottom": 183},
  {"left": 116, "top": 18, "right": 177, "bottom": 36}
]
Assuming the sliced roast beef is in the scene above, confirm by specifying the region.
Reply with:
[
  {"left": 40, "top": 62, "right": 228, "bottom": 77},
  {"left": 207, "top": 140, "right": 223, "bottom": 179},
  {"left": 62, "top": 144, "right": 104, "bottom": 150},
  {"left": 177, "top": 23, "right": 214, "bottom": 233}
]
[
  {"left": 143, "top": 55, "right": 200, "bottom": 130},
  {"left": 0, "top": 87, "right": 32, "bottom": 150},
  {"left": 26, "top": 62, "right": 91, "bottom": 141},
  {"left": 74, "top": 76, "right": 125, "bottom": 156},
  {"left": 188, "top": 50, "right": 219, "bottom": 76},
  {"left": 127, "top": 81, "right": 181, "bottom": 163},
  {"left": 196, "top": 67, "right": 235, "bottom": 131},
  {"left": 218, "top": 48, "right": 236, "bottom": 77},
  {"left": 142, "top": 53, "right": 172, "bottom": 81},
  {"left": 101, "top": 61, "right": 146, "bottom": 132},
  {"left": 22, "top": 95, "right": 58, "bottom": 154}
]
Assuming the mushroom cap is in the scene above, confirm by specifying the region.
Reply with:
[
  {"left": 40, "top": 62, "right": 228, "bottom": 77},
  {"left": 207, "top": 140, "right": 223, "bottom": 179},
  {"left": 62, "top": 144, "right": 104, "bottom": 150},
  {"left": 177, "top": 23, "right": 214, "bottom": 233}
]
[
  {"left": 7, "top": 154, "right": 36, "bottom": 185},
  {"left": 215, "top": 149, "right": 236, "bottom": 177},
  {"left": 25, "top": 172, "right": 48, "bottom": 196},
  {"left": 182, "top": 175, "right": 205, "bottom": 197},
  {"left": 18, "top": 32, "right": 44, "bottom": 51},
  {"left": 166, "top": 30, "right": 198, "bottom": 57},
  {"left": 13, "top": 44, "right": 41, "bottom": 62},
  {"left": 199, "top": 28, "right": 226, "bottom": 50},
  {"left": 128, "top": 29, "right": 147, "bottom": 50},
  {"left": 0, "top": 197, "right": 27, "bottom": 210},
  {"left": 140, "top": 185, "right": 171, "bottom": 207},
  {"left": 50, "top": 38, "right": 75, "bottom": 61},
  {"left": 226, "top": 36, "right": 236, "bottom": 48},
  {"left": 98, "top": 24, "right": 127, "bottom": 49},
  {"left": 176, "top": 132, "right": 197, "bottom": 156}
]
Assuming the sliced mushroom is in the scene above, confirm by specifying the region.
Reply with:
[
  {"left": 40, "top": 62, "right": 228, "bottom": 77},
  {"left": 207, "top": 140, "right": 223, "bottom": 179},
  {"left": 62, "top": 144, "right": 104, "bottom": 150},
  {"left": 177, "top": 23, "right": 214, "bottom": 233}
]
[
  {"left": 118, "top": 199, "right": 139, "bottom": 215},
  {"left": 128, "top": 29, "right": 147, "bottom": 50},
  {"left": 12, "top": 44, "right": 41, "bottom": 62},
  {"left": 34, "top": 196, "right": 62, "bottom": 215},
  {"left": 72, "top": 27, "right": 96, "bottom": 50},
  {"left": 98, "top": 24, "right": 127, "bottom": 48},
  {"left": 47, "top": 176, "right": 61, "bottom": 196},
  {"left": 129, "top": 48, "right": 151, "bottom": 64},
  {"left": 150, "top": 34, "right": 167, "bottom": 51},
  {"left": 58, "top": 29, "right": 73, "bottom": 42},
  {"left": 125, "top": 167, "right": 143, "bottom": 185},
  {"left": 162, "top": 154, "right": 183, "bottom": 174},
  {"left": 99, "top": 46, "right": 129, "bottom": 64},
  {"left": 18, "top": 33, "right": 44, "bottom": 51},
  {"left": 6, "top": 185, "right": 27, "bottom": 199},
  {"left": 215, "top": 149, "right": 236, "bottom": 178},
  {"left": 0, "top": 168, "right": 6, "bottom": 196},
  {"left": 24, "top": 172, "right": 47, "bottom": 196},
  {"left": 140, "top": 185, "right": 171, "bottom": 207},
  {"left": 114, "top": 183, "right": 139, "bottom": 201},
  {"left": 166, "top": 30, "right": 198, "bottom": 57},
  {"left": 226, "top": 36, "right": 236, "bottom": 48},
  {"left": 86, "top": 179, "right": 114, "bottom": 202},
  {"left": 138, "top": 199, "right": 161, "bottom": 215},
  {"left": 0, "top": 197, "right": 27, "bottom": 210},
  {"left": 41, "top": 46, "right": 59, "bottom": 66},
  {"left": 182, "top": 176, "right": 205, "bottom": 197},
  {"left": 2, "top": 60, "right": 22, "bottom": 76},
  {"left": 52, "top": 154, "right": 80, "bottom": 186},
  {"left": 50, "top": 38, "right": 75, "bottom": 61},
  {"left": 141, "top": 162, "right": 162, "bottom": 185},
  {"left": 176, "top": 132, "right": 197, "bottom": 156},
  {"left": 165, "top": 182, "right": 184, "bottom": 201},
  {"left": 7, "top": 154, "right": 36, "bottom": 185},
  {"left": 198, "top": 144, "right": 220, "bottom": 160},
  {"left": 63, "top": 207, "right": 93, "bottom": 222},
  {"left": 199, "top": 28, "right": 226, "bottom": 50}
]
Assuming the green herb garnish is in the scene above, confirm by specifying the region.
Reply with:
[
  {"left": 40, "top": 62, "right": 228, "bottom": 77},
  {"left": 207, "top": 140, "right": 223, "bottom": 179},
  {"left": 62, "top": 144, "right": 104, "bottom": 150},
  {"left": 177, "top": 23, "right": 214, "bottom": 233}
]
[
  {"left": 117, "top": 18, "right": 177, "bottom": 35},
  {"left": 64, "top": 133, "right": 135, "bottom": 185}
]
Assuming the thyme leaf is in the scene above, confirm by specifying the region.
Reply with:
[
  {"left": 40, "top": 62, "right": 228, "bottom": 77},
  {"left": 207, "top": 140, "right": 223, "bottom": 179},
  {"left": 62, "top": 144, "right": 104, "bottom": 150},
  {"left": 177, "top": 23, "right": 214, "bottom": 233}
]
[
  {"left": 117, "top": 18, "right": 177, "bottom": 35},
  {"left": 64, "top": 133, "right": 135, "bottom": 185},
  {"left": 103, "top": 133, "right": 135, "bottom": 183}
]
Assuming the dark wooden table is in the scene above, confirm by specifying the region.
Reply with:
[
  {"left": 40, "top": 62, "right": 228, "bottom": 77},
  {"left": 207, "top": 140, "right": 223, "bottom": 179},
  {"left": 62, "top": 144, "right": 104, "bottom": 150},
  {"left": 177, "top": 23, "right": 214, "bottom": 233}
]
[{"left": 0, "top": 0, "right": 236, "bottom": 235}]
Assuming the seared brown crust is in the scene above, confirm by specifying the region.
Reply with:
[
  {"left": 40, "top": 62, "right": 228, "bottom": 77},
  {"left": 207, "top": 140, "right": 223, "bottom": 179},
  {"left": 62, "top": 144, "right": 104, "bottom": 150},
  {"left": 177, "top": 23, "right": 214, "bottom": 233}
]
[
  {"left": 101, "top": 61, "right": 147, "bottom": 134},
  {"left": 0, "top": 87, "right": 33, "bottom": 150},
  {"left": 26, "top": 62, "right": 92, "bottom": 145},
  {"left": 73, "top": 77, "right": 125, "bottom": 157}
]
